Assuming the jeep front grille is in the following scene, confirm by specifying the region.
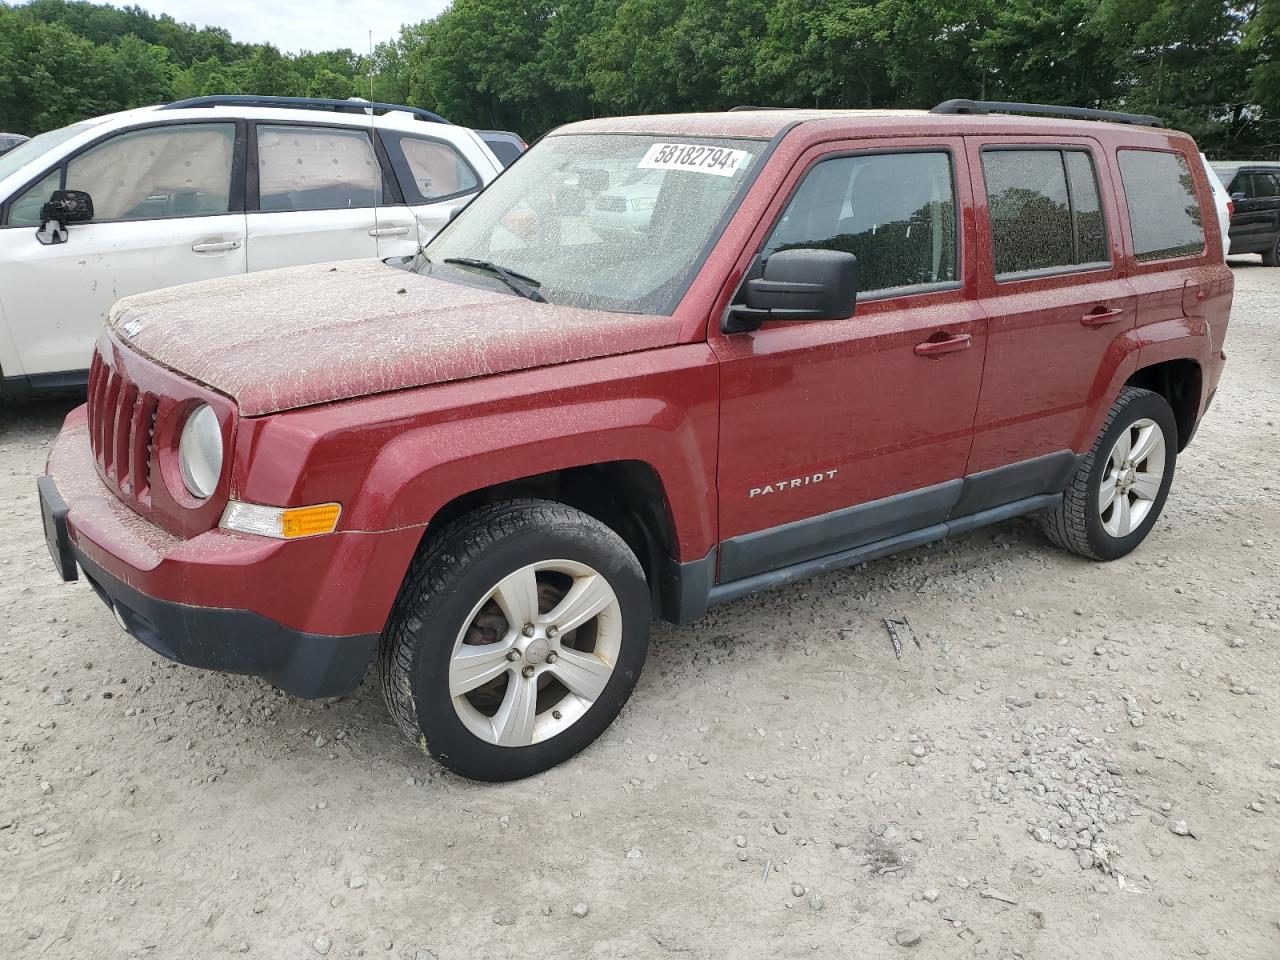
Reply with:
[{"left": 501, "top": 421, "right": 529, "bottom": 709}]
[{"left": 87, "top": 348, "right": 161, "bottom": 505}]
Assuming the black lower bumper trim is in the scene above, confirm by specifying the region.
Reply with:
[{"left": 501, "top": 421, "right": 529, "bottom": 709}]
[{"left": 73, "top": 546, "right": 378, "bottom": 699}]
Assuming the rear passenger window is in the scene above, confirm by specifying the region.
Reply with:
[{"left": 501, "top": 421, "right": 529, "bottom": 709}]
[
  {"left": 1117, "top": 149, "right": 1205, "bottom": 261},
  {"left": 982, "top": 148, "right": 1109, "bottom": 277},
  {"left": 382, "top": 132, "right": 480, "bottom": 204},
  {"left": 762, "top": 151, "right": 957, "bottom": 296},
  {"left": 257, "top": 125, "right": 381, "bottom": 212}
]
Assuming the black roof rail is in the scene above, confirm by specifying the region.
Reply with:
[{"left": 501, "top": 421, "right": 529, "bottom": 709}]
[
  {"left": 931, "top": 98, "right": 1163, "bottom": 128},
  {"left": 160, "top": 95, "right": 450, "bottom": 125},
  {"left": 728, "top": 105, "right": 793, "bottom": 112}
]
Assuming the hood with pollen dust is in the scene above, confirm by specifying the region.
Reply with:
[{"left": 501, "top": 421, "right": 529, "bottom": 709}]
[{"left": 108, "top": 259, "right": 683, "bottom": 416}]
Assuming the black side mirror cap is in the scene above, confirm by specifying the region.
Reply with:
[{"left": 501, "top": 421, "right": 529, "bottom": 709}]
[
  {"left": 1230, "top": 191, "right": 1246, "bottom": 203},
  {"left": 36, "top": 190, "right": 94, "bottom": 246},
  {"left": 43, "top": 190, "right": 94, "bottom": 224},
  {"left": 724, "top": 248, "right": 858, "bottom": 332}
]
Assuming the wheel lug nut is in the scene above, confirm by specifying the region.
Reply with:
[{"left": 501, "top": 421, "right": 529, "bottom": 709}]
[
  {"left": 552, "top": 710, "right": 563, "bottom": 720},
  {"left": 506, "top": 649, "right": 521, "bottom": 662},
  {"left": 522, "top": 666, "right": 535, "bottom": 678},
  {"left": 547, "top": 626, "right": 558, "bottom": 639},
  {"left": 546, "top": 652, "right": 558, "bottom": 664},
  {"left": 522, "top": 623, "right": 535, "bottom": 637}
]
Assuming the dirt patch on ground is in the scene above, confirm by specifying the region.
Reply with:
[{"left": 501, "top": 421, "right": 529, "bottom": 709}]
[{"left": 1, "top": 260, "right": 1277, "bottom": 959}]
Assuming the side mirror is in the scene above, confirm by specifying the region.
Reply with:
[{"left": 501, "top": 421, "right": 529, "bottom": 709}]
[
  {"left": 1230, "top": 191, "right": 1246, "bottom": 203},
  {"left": 36, "top": 190, "right": 94, "bottom": 246},
  {"left": 725, "top": 249, "right": 858, "bottom": 332}
]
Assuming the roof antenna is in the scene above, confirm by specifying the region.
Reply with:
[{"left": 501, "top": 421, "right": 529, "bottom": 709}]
[{"left": 369, "top": 29, "right": 380, "bottom": 249}]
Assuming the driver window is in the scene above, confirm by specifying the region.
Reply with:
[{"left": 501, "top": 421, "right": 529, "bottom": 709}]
[
  {"left": 66, "top": 123, "right": 235, "bottom": 222},
  {"left": 7, "top": 169, "right": 61, "bottom": 227},
  {"left": 763, "top": 151, "right": 958, "bottom": 296}
]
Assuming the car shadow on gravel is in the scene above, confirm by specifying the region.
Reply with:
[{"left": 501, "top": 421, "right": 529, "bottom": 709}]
[{"left": 0, "top": 392, "right": 83, "bottom": 439}]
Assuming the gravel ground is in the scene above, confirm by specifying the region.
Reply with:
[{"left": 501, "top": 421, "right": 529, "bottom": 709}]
[{"left": 2, "top": 259, "right": 1277, "bottom": 960}]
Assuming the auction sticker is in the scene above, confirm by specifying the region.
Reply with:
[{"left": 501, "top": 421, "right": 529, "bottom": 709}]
[{"left": 638, "top": 143, "right": 749, "bottom": 177}]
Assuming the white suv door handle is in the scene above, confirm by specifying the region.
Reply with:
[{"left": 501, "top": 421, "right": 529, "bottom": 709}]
[
  {"left": 191, "top": 240, "right": 242, "bottom": 253},
  {"left": 369, "top": 226, "right": 411, "bottom": 237}
]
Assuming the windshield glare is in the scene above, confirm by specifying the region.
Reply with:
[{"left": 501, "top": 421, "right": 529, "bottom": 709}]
[
  {"left": 422, "top": 134, "right": 766, "bottom": 314},
  {"left": 0, "top": 123, "right": 93, "bottom": 187}
]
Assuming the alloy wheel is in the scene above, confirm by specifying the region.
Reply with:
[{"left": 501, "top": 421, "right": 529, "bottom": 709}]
[
  {"left": 448, "top": 559, "right": 622, "bottom": 746},
  {"left": 1099, "top": 417, "right": 1166, "bottom": 538}
]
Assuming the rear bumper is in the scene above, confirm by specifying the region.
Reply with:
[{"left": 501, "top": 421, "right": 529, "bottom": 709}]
[{"left": 40, "top": 406, "right": 421, "bottom": 698}]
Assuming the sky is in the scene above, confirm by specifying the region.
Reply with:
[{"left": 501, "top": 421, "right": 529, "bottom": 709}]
[{"left": 135, "top": 1, "right": 452, "bottom": 53}]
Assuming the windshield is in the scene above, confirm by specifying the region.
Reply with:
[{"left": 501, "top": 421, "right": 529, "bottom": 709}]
[
  {"left": 420, "top": 133, "right": 767, "bottom": 314},
  {"left": 0, "top": 123, "right": 93, "bottom": 186}
]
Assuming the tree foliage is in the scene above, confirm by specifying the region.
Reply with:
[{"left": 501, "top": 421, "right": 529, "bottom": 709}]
[{"left": 1, "top": 0, "right": 1277, "bottom": 156}]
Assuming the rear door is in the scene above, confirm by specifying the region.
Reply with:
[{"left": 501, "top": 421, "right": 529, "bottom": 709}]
[
  {"left": 0, "top": 120, "right": 246, "bottom": 378},
  {"left": 245, "top": 122, "right": 382, "bottom": 270},
  {"left": 965, "top": 137, "right": 1137, "bottom": 484},
  {"left": 379, "top": 129, "right": 486, "bottom": 251}
]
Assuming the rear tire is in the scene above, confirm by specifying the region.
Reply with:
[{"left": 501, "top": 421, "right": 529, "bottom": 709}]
[
  {"left": 378, "top": 499, "right": 651, "bottom": 781},
  {"left": 1263, "top": 235, "right": 1280, "bottom": 267},
  {"left": 1038, "top": 387, "right": 1178, "bottom": 561}
]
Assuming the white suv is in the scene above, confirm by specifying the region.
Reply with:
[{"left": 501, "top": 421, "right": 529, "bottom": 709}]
[{"left": 0, "top": 96, "right": 512, "bottom": 395}]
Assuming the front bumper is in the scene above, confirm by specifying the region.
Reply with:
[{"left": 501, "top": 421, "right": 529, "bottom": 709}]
[{"left": 38, "top": 407, "right": 418, "bottom": 698}]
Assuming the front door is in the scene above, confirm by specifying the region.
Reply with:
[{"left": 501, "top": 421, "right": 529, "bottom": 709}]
[
  {"left": 964, "top": 138, "right": 1137, "bottom": 483},
  {"left": 0, "top": 120, "right": 246, "bottom": 378},
  {"left": 1227, "top": 169, "right": 1280, "bottom": 254},
  {"left": 712, "top": 139, "right": 987, "bottom": 583}
]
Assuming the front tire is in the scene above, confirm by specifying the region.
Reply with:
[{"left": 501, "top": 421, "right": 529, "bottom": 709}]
[
  {"left": 1039, "top": 386, "right": 1178, "bottom": 561},
  {"left": 378, "top": 499, "right": 651, "bottom": 781}
]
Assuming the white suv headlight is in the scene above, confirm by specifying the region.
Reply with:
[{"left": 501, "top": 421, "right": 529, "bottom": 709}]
[{"left": 178, "top": 403, "right": 223, "bottom": 499}]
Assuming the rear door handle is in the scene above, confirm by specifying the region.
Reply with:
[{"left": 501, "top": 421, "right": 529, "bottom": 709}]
[
  {"left": 191, "top": 240, "right": 241, "bottom": 253},
  {"left": 1081, "top": 306, "right": 1124, "bottom": 326},
  {"left": 369, "top": 226, "right": 411, "bottom": 237},
  {"left": 914, "top": 333, "right": 972, "bottom": 357}
]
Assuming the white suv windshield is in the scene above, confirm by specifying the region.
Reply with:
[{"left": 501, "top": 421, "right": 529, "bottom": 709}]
[
  {"left": 0, "top": 124, "right": 92, "bottom": 187},
  {"left": 421, "top": 133, "right": 766, "bottom": 314}
]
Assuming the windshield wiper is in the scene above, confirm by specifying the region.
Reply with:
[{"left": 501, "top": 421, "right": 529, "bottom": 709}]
[{"left": 442, "top": 257, "right": 546, "bottom": 303}]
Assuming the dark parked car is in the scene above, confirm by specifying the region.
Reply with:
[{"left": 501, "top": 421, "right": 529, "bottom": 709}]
[
  {"left": 477, "top": 129, "right": 527, "bottom": 167},
  {"left": 0, "top": 133, "right": 28, "bottom": 156},
  {"left": 1214, "top": 163, "right": 1280, "bottom": 264}
]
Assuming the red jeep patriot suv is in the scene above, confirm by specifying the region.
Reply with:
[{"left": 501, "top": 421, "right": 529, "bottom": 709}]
[{"left": 39, "top": 100, "right": 1232, "bottom": 780}]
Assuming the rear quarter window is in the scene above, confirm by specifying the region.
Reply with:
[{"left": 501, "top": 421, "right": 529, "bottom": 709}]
[
  {"left": 382, "top": 132, "right": 481, "bottom": 204},
  {"left": 1117, "top": 149, "right": 1205, "bottom": 261}
]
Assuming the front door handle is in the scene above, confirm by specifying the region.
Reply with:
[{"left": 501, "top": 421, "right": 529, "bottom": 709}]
[
  {"left": 1081, "top": 306, "right": 1124, "bottom": 326},
  {"left": 191, "top": 239, "right": 241, "bottom": 253},
  {"left": 369, "top": 226, "right": 411, "bottom": 237},
  {"left": 914, "top": 333, "right": 972, "bottom": 357}
]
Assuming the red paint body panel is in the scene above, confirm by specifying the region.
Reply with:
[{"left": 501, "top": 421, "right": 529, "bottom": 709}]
[
  {"left": 44, "top": 109, "right": 1233, "bottom": 643},
  {"left": 234, "top": 345, "right": 721, "bottom": 558}
]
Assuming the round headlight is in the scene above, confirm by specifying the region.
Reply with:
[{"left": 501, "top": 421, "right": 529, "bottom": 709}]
[{"left": 178, "top": 404, "right": 223, "bottom": 499}]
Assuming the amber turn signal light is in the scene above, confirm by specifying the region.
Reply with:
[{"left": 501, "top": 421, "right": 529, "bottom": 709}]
[{"left": 220, "top": 501, "right": 342, "bottom": 539}]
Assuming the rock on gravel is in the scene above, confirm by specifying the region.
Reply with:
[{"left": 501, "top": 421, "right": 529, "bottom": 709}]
[{"left": 895, "top": 928, "right": 923, "bottom": 947}]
